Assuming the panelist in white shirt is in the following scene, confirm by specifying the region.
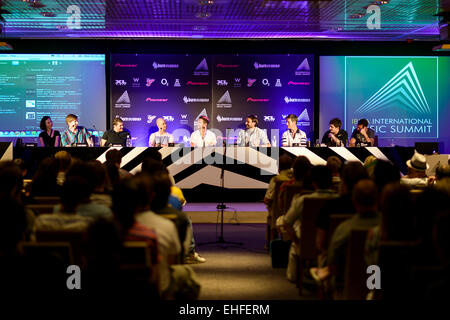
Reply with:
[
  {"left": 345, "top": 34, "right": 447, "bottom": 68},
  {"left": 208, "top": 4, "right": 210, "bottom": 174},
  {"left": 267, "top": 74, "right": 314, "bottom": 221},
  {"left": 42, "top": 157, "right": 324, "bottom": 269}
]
[
  {"left": 281, "top": 114, "right": 307, "bottom": 147},
  {"left": 190, "top": 116, "right": 217, "bottom": 147},
  {"left": 149, "top": 118, "right": 174, "bottom": 147},
  {"left": 236, "top": 115, "right": 271, "bottom": 147}
]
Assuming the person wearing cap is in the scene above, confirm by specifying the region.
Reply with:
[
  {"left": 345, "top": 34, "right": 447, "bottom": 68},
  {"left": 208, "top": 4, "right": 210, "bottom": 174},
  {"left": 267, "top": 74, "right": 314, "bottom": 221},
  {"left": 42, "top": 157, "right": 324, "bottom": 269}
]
[
  {"left": 236, "top": 115, "right": 271, "bottom": 147},
  {"left": 400, "top": 151, "right": 429, "bottom": 187},
  {"left": 190, "top": 116, "right": 217, "bottom": 147}
]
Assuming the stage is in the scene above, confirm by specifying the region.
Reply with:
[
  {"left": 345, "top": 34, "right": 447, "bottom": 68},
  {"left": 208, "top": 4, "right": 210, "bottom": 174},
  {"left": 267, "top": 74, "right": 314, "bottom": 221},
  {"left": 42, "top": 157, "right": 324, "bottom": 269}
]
[{"left": 6, "top": 143, "right": 446, "bottom": 201}]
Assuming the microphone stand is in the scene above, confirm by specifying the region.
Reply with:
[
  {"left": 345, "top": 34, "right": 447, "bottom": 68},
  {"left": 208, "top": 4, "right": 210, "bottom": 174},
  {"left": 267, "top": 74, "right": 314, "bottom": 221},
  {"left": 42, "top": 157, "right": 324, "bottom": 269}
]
[{"left": 198, "top": 131, "right": 243, "bottom": 248}]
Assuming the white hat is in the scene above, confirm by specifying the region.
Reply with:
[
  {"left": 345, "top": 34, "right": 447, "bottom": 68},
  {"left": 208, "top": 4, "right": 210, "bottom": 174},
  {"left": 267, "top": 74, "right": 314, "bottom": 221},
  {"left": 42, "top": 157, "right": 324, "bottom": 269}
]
[{"left": 406, "top": 151, "right": 429, "bottom": 172}]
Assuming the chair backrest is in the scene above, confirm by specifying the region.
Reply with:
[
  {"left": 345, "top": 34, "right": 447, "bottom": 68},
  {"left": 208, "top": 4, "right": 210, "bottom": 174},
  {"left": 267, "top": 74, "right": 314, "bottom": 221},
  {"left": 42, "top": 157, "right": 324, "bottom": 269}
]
[
  {"left": 300, "top": 197, "right": 330, "bottom": 261},
  {"left": 26, "top": 204, "right": 55, "bottom": 215},
  {"left": 373, "top": 135, "right": 379, "bottom": 147},
  {"left": 270, "top": 179, "right": 286, "bottom": 220},
  {"left": 377, "top": 240, "right": 419, "bottom": 300},
  {"left": 33, "top": 196, "right": 60, "bottom": 204},
  {"left": 328, "top": 214, "right": 354, "bottom": 246},
  {"left": 35, "top": 231, "right": 87, "bottom": 265},
  {"left": 19, "top": 241, "right": 74, "bottom": 265},
  {"left": 343, "top": 227, "right": 370, "bottom": 300},
  {"left": 120, "top": 241, "right": 152, "bottom": 269},
  {"left": 282, "top": 184, "right": 311, "bottom": 215}
]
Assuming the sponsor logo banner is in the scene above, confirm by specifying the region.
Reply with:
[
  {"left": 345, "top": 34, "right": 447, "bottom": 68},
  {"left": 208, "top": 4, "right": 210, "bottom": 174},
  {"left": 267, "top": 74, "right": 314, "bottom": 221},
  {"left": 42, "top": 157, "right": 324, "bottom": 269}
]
[
  {"left": 183, "top": 96, "right": 210, "bottom": 104},
  {"left": 115, "top": 63, "right": 137, "bottom": 68},
  {"left": 284, "top": 96, "right": 311, "bottom": 103},
  {"left": 115, "top": 90, "right": 131, "bottom": 108},
  {"left": 194, "top": 58, "right": 209, "bottom": 76},
  {"left": 217, "top": 91, "right": 232, "bottom": 108},
  {"left": 216, "top": 64, "right": 239, "bottom": 68},
  {"left": 216, "top": 115, "right": 243, "bottom": 122},
  {"left": 295, "top": 58, "right": 311, "bottom": 76},
  {"left": 147, "top": 115, "right": 157, "bottom": 124},
  {"left": 115, "top": 80, "right": 127, "bottom": 86},
  {"left": 146, "top": 97, "right": 168, "bottom": 102},
  {"left": 247, "top": 98, "right": 270, "bottom": 102},
  {"left": 152, "top": 62, "right": 179, "bottom": 69},
  {"left": 187, "top": 81, "right": 209, "bottom": 86},
  {"left": 254, "top": 62, "right": 280, "bottom": 69}
]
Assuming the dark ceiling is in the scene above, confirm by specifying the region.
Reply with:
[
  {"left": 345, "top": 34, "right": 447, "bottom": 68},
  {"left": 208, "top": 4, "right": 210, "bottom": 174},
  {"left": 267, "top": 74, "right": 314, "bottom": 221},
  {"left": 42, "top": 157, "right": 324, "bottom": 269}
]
[{"left": 0, "top": 0, "right": 448, "bottom": 40}]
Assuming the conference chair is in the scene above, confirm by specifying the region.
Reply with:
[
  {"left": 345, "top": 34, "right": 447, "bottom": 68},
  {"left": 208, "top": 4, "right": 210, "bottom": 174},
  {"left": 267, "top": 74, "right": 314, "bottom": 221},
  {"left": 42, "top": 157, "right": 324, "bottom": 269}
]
[
  {"left": 377, "top": 240, "right": 420, "bottom": 300},
  {"left": 267, "top": 179, "right": 286, "bottom": 244},
  {"left": 26, "top": 204, "right": 55, "bottom": 216},
  {"left": 342, "top": 227, "right": 371, "bottom": 300},
  {"left": 18, "top": 241, "right": 74, "bottom": 265},
  {"left": 120, "top": 241, "right": 155, "bottom": 283},
  {"left": 296, "top": 197, "right": 329, "bottom": 296},
  {"left": 33, "top": 196, "right": 60, "bottom": 204},
  {"left": 282, "top": 184, "right": 312, "bottom": 216},
  {"left": 35, "top": 230, "right": 87, "bottom": 266}
]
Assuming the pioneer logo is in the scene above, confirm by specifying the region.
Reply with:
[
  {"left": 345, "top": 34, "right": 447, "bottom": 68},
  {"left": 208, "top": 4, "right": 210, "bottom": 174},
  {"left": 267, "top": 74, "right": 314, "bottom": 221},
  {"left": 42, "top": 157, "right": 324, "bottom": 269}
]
[
  {"left": 288, "top": 81, "right": 310, "bottom": 86},
  {"left": 216, "top": 64, "right": 239, "bottom": 68},
  {"left": 186, "top": 81, "right": 209, "bottom": 86},
  {"left": 254, "top": 62, "right": 280, "bottom": 69},
  {"left": 247, "top": 98, "right": 269, "bottom": 102},
  {"left": 115, "top": 63, "right": 137, "bottom": 68},
  {"left": 146, "top": 98, "right": 168, "bottom": 102},
  {"left": 115, "top": 80, "right": 127, "bottom": 86},
  {"left": 183, "top": 96, "right": 210, "bottom": 104},
  {"left": 284, "top": 96, "right": 311, "bottom": 104},
  {"left": 152, "top": 62, "right": 179, "bottom": 69}
]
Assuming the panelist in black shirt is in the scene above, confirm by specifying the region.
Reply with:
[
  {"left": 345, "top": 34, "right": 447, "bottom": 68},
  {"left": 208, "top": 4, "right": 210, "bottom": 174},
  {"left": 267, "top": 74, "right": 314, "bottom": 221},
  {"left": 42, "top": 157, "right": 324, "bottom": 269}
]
[
  {"left": 101, "top": 117, "right": 130, "bottom": 147},
  {"left": 38, "top": 116, "right": 61, "bottom": 147},
  {"left": 321, "top": 118, "right": 348, "bottom": 147}
]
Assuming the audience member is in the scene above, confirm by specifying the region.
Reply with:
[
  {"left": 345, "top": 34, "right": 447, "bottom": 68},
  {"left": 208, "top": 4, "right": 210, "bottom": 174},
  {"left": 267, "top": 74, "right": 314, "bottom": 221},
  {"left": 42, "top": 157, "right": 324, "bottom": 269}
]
[
  {"left": 30, "top": 157, "right": 60, "bottom": 197},
  {"left": 54, "top": 150, "right": 72, "bottom": 186},
  {"left": 326, "top": 156, "right": 342, "bottom": 192},
  {"left": 373, "top": 160, "right": 401, "bottom": 192},
  {"left": 401, "top": 151, "right": 429, "bottom": 188},
  {"left": 277, "top": 165, "right": 337, "bottom": 282},
  {"left": 310, "top": 179, "right": 380, "bottom": 296}
]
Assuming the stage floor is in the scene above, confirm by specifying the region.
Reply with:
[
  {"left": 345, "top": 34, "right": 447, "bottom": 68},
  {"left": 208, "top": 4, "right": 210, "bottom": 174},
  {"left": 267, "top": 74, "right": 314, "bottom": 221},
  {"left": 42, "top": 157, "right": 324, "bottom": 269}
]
[{"left": 184, "top": 202, "right": 267, "bottom": 224}]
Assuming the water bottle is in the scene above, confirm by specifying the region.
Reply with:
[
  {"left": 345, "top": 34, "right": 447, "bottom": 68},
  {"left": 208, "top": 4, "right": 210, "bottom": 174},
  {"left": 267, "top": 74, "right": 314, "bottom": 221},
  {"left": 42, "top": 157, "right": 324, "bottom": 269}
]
[{"left": 126, "top": 135, "right": 131, "bottom": 147}]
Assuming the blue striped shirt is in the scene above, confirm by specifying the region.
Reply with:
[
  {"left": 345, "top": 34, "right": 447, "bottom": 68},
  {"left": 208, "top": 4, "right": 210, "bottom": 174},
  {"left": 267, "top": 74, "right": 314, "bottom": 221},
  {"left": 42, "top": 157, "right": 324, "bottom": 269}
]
[{"left": 61, "top": 127, "right": 92, "bottom": 146}]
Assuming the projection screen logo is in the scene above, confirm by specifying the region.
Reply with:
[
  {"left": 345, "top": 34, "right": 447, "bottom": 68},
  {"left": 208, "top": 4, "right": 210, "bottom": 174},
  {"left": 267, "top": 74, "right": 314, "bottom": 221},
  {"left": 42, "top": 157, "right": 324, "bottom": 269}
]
[{"left": 346, "top": 58, "right": 438, "bottom": 139}]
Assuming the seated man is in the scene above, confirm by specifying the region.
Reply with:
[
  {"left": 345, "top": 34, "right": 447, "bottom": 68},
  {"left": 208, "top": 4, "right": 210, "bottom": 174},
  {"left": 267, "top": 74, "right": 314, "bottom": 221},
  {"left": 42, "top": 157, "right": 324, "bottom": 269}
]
[
  {"left": 236, "top": 115, "right": 271, "bottom": 147},
  {"left": 190, "top": 116, "right": 217, "bottom": 147},
  {"left": 149, "top": 118, "right": 174, "bottom": 147},
  {"left": 400, "top": 151, "right": 430, "bottom": 188},
  {"left": 61, "top": 114, "right": 94, "bottom": 147},
  {"left": 34, "top": 176, "right": 94, "bottom": 234},
  {"left": 282, "top": 114, "right": 307, "bottom": 147},
  {"left": 348, "top": 119, "right": 374, "bottom": 147},
  {"left": 321, "top": 118, "right": 348, "bottom": 147},
  {"left": 276, "top": 165, "right": 337, "bottom": 282},
  {"left": 310, "top": 179, "right": 380, "bottom": 296},
  {"left": 101, "top": 117, "right": 131, "bottom": 147}
]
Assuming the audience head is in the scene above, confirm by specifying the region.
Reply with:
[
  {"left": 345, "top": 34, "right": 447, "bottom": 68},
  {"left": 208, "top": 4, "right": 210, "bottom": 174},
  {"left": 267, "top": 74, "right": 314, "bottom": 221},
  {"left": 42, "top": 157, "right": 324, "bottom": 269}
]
[
  {"left": 364, "top": 155, "right": 378, "bottom": 178},
  {"left": 141, "top": 158, "right": 167, "bottom": 176},
  {"left": 326, "top": 156, "right": 342, "bottom": 177},
  {"left": 433, "top": 210, "right": 450, "bottom": 266},
  {"left": 352, "top": 179, "right": 378, "bottom": 214},
  {"left": 13, "top": 158, "right": 28, "bottom": 177},
  {"left": 406, "top": 151, "right": 428, "bottom": 177},
  {"left": 60, "top": 176, "right": 91, "bottom": 213},
  {"left": 113, "top": 173, "right": 154, "bottom": 231},
  {"left": 31, "top": 157, "right": 59, "bottom": 196},
  {"left": 373, "top": 160, "right": 401, "bottom": 191},
  {"left": 0, "top": 161, "right": 24, "bottom": 200},
  {"left": 54, "top": 151, "right": 72, "bottom": 172},
  {"left": 340, "top": 161, "right": 368, "bottom": 195},
  {"left": 0, "top": 198, "right": 27, "bottom": 256},
  {"left": 435, "top": 164, "right": 450, "bottom": 181},
  {"left": 311, "top": 165, "right": 332, "bottom": 190},
  {"left": 292, "top": 156, "right": 312, "bottom": 182},
  {"left": 278, "top": 154, "right": 293, "bottom": 173},
  {"left": 150, "top": 172, "right": 172, "bottom": 212},
  {"left": 105, "top": 149, "right": 122, "bottom": 167},
  {"left": 88, "top": 161, "right": 109, "bottom": 193},
  {"left": 380, "top": 182, "right": 416, "bottom": 241}
]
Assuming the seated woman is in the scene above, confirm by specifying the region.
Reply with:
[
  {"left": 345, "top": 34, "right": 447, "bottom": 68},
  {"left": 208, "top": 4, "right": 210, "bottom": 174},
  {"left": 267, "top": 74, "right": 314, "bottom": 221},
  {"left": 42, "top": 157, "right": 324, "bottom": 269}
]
[{"left": 38, "top": 116, "right": 61, "bottom": 147}]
